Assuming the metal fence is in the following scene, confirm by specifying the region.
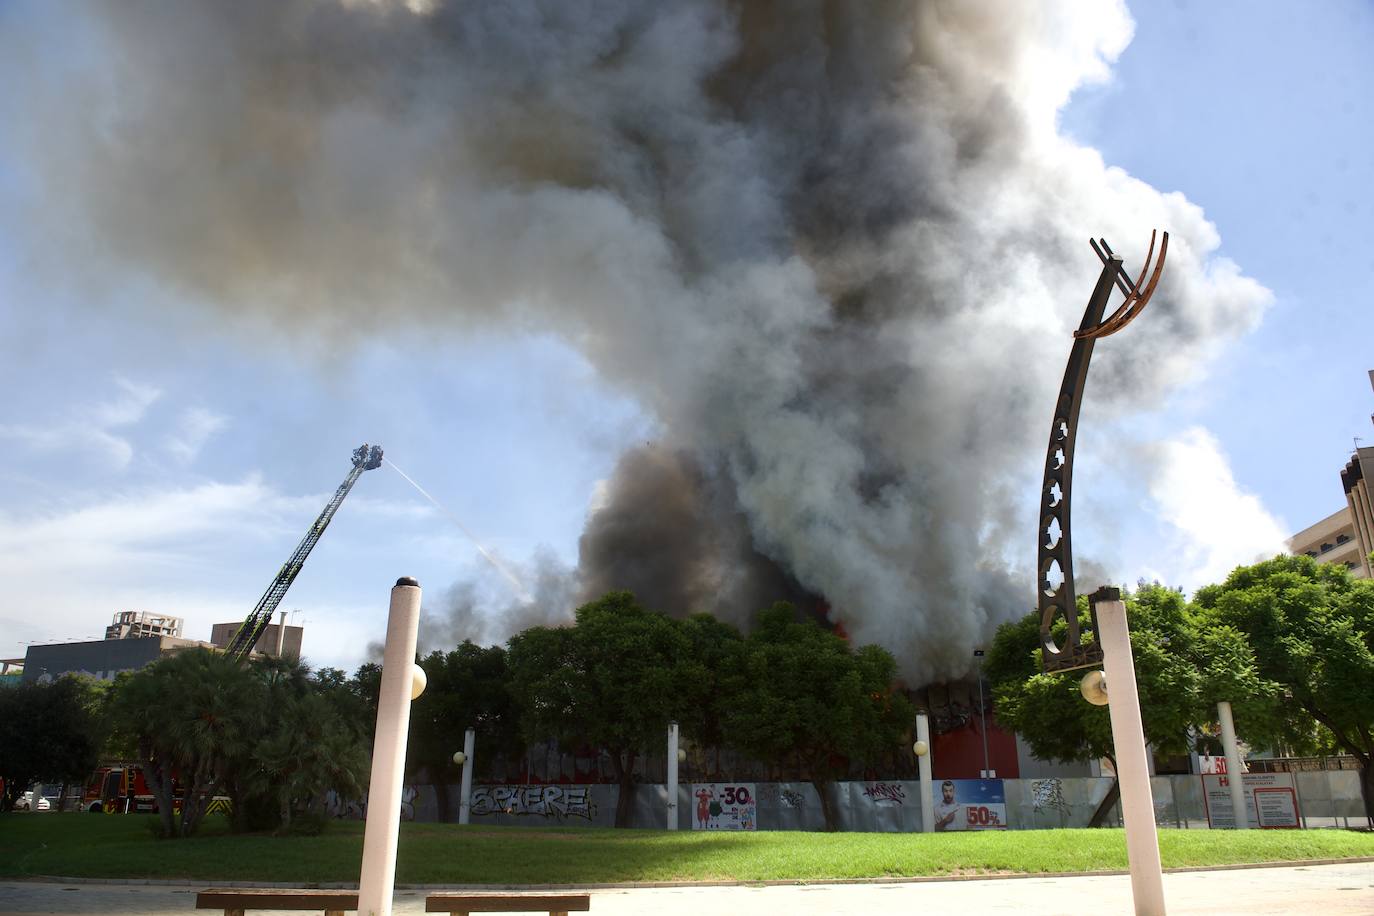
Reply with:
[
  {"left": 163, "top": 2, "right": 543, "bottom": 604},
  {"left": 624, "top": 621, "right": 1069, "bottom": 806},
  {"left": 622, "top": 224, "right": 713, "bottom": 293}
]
[{"left": 400, "top": 774, "right": 1368, "bottom": 831}]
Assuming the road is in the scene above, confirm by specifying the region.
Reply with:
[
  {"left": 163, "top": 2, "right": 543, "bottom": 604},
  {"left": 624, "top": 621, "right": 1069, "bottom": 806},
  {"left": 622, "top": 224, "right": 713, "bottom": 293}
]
[{"left": 2, "top": 862, "right": 1371, "bottom": 915}]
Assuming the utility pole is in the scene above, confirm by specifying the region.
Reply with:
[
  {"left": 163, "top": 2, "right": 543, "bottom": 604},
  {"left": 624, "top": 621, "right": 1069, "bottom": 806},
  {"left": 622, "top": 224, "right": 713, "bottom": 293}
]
[{"left": 974, "top": 649, "right": 991, "bottom": 777}]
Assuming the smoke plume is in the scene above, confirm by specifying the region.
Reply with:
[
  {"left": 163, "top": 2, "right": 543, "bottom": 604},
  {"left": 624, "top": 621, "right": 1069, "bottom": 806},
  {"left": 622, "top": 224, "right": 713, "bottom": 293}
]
[{"left": 3, "top": 0, "right": 1271, "bottom": 680}]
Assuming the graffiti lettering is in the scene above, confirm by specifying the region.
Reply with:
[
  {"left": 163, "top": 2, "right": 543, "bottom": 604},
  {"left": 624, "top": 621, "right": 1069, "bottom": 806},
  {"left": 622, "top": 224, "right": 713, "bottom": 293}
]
[
  {"left": 781, "top": 789, "right": 805, "bottom": 809},
  {"left": 1030, "top": 778, "right": 1069, "bottom": 815},
  {"left": 862, "top": 783, "right": 906, "bottom": 806},
  {"left": 470, "top": 785, "right": 595, "bottom": 820}
]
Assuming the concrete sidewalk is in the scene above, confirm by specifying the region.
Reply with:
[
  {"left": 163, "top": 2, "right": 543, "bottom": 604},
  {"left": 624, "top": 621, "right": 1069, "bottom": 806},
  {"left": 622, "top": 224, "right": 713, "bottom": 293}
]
[{"left": 2, "top": 862, "right": 1371, "bottom": 915}]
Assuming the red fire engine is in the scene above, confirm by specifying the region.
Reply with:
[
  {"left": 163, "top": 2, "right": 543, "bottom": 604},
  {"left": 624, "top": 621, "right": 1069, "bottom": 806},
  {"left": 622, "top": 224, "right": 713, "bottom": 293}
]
[{"left": 82, "top": 765, "right": 173, "bottom": 813}]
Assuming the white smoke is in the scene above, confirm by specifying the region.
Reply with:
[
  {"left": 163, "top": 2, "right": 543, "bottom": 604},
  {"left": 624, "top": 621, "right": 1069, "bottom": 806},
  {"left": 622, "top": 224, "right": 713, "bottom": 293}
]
[
  {"left": 1, "top": 0, "right": 1272, "bottom": 680},
  {"left": 1142, "top": 427, "right": 1289, "bottom": 589}
]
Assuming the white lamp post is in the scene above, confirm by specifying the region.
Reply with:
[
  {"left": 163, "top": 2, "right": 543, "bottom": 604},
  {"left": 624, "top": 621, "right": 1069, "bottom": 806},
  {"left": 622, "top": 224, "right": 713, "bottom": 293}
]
[
  {"left": 358, "top": 577, "right": 425, "bottom": 916},
  {"left": 1217, "top": 701, "right": 1248, "bottom": 828},
  {"left": 914, "top": 712, "right": 934, "bottom": 834},
  {"left": 666, "top": 721, "right": 680, "bottom": 830},
  {"left": 1093, "top": 589, "right": 1166, "bottom": 916},
  {"left": 456, "top": 727, "right": 475, "bottom": 825}
]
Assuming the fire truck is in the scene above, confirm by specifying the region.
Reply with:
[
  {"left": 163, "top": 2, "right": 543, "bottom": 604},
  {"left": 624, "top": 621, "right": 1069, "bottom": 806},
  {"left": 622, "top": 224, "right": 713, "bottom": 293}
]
[
  {"left": 83, "top": 765, "right": 167, "bottom": 813},
  {"left": 83, "top": 765, "right": 231, "bottom": 815}
]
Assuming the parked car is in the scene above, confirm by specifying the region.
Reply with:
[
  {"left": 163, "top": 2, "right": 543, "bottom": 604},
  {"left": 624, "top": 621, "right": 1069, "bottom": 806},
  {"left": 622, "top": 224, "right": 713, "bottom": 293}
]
[{"left": 15, "top": 790, "right": 51, "bottom": 812}]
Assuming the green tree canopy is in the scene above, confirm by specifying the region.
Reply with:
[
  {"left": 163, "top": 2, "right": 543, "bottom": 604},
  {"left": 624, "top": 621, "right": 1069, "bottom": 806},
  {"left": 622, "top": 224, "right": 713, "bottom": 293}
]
[
  {"left": 721, "top": 603, "right": 913, "bottom": 831},
  {"left": 408, "top": 641, "right": 518, "bottom": 821},
  {"left": 1194, "top": 555, "right": 1374, "bottom": 820},
  {"left": 985, "top": 585, "right": 1210, "bottom": 772},
  {"left": 108, "top": 649, "right": 260, "bottom": 837},
  {"left": 235, "top": 655, "right": 369, "bottom": 835},
  {"left": 0, "top": 675, "right": 107, "bottom": 811},
  {"left": 506, "top": 591, "right": 694, "bottom": 827},
  {"left": 675, "top": 613, "right": 744, "bottom": 775}
]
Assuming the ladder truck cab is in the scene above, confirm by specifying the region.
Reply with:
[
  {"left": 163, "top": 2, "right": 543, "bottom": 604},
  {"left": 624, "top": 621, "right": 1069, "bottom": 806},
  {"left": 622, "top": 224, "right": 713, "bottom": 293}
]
[{"left": 83, "top": 765, "right": 167, "bottom": 813}]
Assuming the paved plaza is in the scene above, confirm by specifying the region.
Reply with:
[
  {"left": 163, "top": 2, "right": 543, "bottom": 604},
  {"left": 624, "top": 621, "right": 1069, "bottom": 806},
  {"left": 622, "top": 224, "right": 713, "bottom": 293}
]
[{"left": 2, "top": 862, "right": 1371, "bottom": 915}]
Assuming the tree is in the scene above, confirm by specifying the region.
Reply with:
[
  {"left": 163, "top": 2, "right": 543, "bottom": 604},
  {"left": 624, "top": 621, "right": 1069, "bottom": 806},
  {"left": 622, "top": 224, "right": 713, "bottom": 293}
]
[
  {"left": 985, "top": 584, "right": 1212, "bottom": 823},
  {"left": 407, "top": 642, "right": 518, "bottom": 821},
  {"left": 0, "top": 676, "right": 107, "bottom": 812},
  {"left": 720, "top": 603, "right": 913, "bottom": 831},
  {"left": 1193, "top": 555, "right": 1374, "bottom": 821},
  {"left": 107, "top": 649, "right": 260, "bottom": 837},
  {"left": 231, "top": 655, "right": 367, "bottom": 834},
  {"left": 507, "top": 592, "right": 694, "bottom": 827},
  {"left": 676, "top": 614, "right": 745, "bottom": 776}
]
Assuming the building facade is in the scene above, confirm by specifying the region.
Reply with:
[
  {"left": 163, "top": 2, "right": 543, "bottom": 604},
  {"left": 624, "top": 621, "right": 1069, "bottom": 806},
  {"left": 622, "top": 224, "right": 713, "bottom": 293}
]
[
  {"left": 21, "top": 635, "right": 216, "bottom": 683},
  {"left": 103, "top": 611, "right": 184, "bottom": 640},
  {"left": 1288, "top": 506, "right": 1368, "bottom": 578},
  {"left": 1287, "top": 371, "right": 1374, "bottom": 579},
  {"left": 1340, "top": 445, "right": 1374, "bottom": 579},
  {"left": 208, "top": 614, "right": 304, "bottom": 659}
]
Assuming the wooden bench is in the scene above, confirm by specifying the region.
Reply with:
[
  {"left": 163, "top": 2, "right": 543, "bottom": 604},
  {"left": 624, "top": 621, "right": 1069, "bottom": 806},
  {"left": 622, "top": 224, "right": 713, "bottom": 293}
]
[
  {"left": 195, "top": 888, "right": 359, "bottom": 916},
  {"left": 425, "top": 893, "right": 591, "bottom": 916}
]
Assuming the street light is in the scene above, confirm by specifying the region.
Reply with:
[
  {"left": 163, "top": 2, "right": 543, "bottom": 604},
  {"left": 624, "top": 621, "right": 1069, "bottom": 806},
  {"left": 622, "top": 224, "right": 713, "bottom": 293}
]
[{"left": 973, "top": 648, "right": 991, "bottom": 778}]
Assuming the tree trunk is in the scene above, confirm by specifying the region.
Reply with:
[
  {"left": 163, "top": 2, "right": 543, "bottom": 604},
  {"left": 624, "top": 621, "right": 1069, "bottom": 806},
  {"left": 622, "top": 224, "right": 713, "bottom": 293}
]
[
  {"left": 137, "top": 740, "right": 177, "bottom": 838},
  {"left": 1088, "top": 779, "right": 1121, "bottom": 828},
  {"left": 55, "top": 782, "right": 68, "bottom": 814},
  {"left": 278, "top": 790, "right": 292, "bottom": 835},
  {"left": 810, "top": 779, "right": 839, "bottom": 831},
  {"left": 434, "top": 779, "right": 452, "bottom": 824},
  {"left": 180, "top": 757, "right": 217, "bottom": 838},
  {"left": 1361, "top": 762, "right": 1374, "bottom": 826},
  {"left": 610, "top": 749, "right": 636, "bottom": 828}
]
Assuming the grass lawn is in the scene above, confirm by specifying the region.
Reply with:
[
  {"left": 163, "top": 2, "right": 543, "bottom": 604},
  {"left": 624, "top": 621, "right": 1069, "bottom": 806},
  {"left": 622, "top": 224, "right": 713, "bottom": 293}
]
[{"left": 0, "top": 814, "right": 1369, "bottom": 885}]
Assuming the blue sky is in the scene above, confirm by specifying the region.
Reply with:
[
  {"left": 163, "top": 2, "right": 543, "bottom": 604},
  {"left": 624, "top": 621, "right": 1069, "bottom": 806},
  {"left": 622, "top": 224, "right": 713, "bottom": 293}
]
[
  {"left": 1059, "top": 0, "right": 1373, "bottom": 519},
  {"left": 1, "top": 1, "right": 1370, "bottom": 675}
]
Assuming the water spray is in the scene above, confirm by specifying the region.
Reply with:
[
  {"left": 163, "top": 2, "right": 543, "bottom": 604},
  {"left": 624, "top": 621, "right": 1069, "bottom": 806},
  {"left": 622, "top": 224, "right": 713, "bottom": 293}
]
[{"left": 383, "top": 458, "right": 534, "bottom": 604}]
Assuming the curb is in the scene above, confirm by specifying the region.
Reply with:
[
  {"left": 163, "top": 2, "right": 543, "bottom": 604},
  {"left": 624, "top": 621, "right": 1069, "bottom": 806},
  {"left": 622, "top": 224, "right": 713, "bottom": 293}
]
[{"left": 16, "top": 857, "right": 1374, "bottom": 890}]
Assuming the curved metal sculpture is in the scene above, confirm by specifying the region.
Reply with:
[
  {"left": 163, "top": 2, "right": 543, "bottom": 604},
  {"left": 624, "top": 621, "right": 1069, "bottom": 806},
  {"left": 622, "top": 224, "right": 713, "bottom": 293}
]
[{"left": 1039, "top": 231, "right": 1168, "bottom": 673}]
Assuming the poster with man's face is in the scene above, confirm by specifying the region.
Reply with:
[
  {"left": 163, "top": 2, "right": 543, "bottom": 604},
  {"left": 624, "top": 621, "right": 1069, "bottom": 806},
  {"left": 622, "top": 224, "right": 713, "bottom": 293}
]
[{"left": 932, "top": 778, "right": 1006, "bottom": 830}]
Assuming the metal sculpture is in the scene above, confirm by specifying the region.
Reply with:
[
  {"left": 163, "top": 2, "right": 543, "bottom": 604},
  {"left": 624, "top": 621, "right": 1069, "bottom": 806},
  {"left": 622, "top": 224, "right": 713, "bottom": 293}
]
[{"left": 1038, "top": 231, "right": 1168, "bottom": 672}]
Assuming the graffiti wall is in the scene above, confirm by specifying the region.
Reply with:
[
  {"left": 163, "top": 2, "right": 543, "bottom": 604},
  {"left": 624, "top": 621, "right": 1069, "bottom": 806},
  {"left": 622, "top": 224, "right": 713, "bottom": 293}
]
[
  {"left": 400, "top": 775, "right": 1361, "bottom": 830},
  {"left": 471, "top": 785, "right": 598, "bottom": 821}
]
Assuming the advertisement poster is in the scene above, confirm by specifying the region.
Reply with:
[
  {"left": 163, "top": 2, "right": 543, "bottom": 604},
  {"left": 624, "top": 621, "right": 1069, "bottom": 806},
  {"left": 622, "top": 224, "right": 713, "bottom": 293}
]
[
  {"left": 1201, "top": 772, "right": 1300, "bottom": 828},
  {"left": 932, "top": 778, "right": 1007, "bottom": 831},
  {"left": 691, "top": 783, "right": 757, "bottom": 830}
]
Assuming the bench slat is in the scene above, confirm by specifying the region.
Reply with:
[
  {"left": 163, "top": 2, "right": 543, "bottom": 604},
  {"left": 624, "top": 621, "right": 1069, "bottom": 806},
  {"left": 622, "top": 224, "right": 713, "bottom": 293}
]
[
  {"left": 424, "top": 893, "right": 591, "bottom": 913},
  {"left": 196, "top": 888, "right": 359, "bottom": 911}
]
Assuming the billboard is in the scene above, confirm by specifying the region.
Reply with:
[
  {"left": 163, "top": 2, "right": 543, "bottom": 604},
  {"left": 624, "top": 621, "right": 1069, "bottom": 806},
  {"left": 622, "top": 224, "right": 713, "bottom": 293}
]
[
  {"left": 932, "top": 778, "right": 1006, "bottom": 830},
  {"left": 1201, "top": 772, "right": 1300, "bottom": 829},
  {"left": 691, "top": 783, "right": 757, "bottom": 830}
]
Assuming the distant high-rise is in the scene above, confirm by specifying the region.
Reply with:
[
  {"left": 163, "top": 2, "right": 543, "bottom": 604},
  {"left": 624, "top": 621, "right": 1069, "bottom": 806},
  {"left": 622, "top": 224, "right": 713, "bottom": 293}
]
[
  {"left": 1341, "top": 445, "right": 1374, "bottom": 579},
  {"left": 209, "top": 611, "right": 304, "bottom": 660},
  {"left": 1288, "top": 507, "right": 1367, "bottom": 578},
  {"left": 104, "top": 611, "right": 183, "bottom": 640},
  {"left": 1287, "top": 370, "right": 1374, "bottom": 579}
]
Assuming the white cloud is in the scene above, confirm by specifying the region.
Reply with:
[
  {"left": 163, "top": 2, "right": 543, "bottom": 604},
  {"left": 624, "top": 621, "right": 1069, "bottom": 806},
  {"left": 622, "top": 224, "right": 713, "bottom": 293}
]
[
  {"left": 0, "top": 476, "right": 308, "bottom": 577},
  {"left": 164, "top": 406, "right": 228, "bottom": 463},
  {"left": 1144, "top": 426, "right": 1289, "bottom": 589},
  {"left": 0, "top": 375, "right": 162, "bottom": 469}
]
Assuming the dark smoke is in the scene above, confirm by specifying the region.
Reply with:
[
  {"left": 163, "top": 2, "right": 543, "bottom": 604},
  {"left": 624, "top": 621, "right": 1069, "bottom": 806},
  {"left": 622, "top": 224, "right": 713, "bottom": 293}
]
[
  {"left": 2, "top": 0, "right": 1271, "bottom": 680},
  {"left": 576, "top": 445, "right": 820, "bottom": 625}
]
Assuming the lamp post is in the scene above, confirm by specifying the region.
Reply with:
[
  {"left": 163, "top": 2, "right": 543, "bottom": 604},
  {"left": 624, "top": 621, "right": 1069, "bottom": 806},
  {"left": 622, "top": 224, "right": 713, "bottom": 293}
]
[
  {"left": 666, "top": 721, "right": 680, "bottom": 831},
  {"left": 358, "top": 578, "right": 426, "bottom": 916},
  {"left": 1216, "top": 701, "right": 1248, "bottom": 828},
  {"left": 973, "top": 649, "right": 991, "bottom": 778},
  {"left": 455, "top": 727, "right": 475, "bottom": 825},
  {"left": 914, "top": 712, "right": 934, "bottom": 833}
]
